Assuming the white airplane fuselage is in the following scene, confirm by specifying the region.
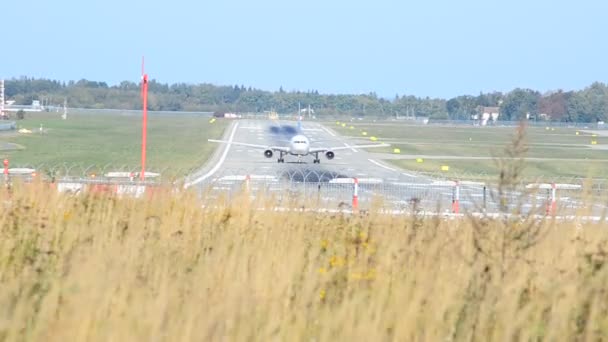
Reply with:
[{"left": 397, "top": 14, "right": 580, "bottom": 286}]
[{"left": 288, "top": 134, "right": 311, "bottom": 155}]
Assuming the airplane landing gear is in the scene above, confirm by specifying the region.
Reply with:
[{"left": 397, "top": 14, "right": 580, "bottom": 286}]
[
  {"left": 313, "top": 152, "right": 320, "bottom": 164},
  {"left": 277, "top": 152, "right": 285, "bottom": 163}
]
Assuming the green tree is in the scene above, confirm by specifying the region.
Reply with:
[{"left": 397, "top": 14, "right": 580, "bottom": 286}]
[{"left": 500, "top": 89, "right": 540, "bottom": 120}]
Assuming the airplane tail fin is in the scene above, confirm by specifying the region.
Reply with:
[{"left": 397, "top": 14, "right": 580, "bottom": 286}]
[{"left": 297, "top": 115, "right": 302, "bottom": 132}]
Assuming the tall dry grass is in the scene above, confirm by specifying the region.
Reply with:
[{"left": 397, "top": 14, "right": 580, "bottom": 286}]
[{"left": 0, "top": 178, "right": 608, "bottom": 341}]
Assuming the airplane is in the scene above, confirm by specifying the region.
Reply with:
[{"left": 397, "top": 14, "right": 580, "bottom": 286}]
[{"left": 209, "top": 132, "right": 390, "bottom": 163}]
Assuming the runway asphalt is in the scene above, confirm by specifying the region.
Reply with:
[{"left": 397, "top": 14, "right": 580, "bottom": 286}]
[{"left": 216, "top": 119, "right": 423, "bottom": 181}]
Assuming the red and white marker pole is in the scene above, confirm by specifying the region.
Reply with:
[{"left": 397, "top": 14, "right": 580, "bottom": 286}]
[
  {"left": 140, "top": 57, "right": 148, "bottom": 182},
  {"left": 452, "top": 180, "right": 460, "bottom": 214},
  {"left": 547, "top": 182, "right": 557, "bottom": 215},
  {"left": 352, "top": 177, "right": 359, "bottom": 212},
  {"left": 245, "top": 174, "right": 251, "bottom": 192},
  {"left": 3, "top": 158, "right": 8, "bottom": 183}
]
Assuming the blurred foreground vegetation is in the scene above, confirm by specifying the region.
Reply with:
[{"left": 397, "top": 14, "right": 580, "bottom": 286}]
[{"left": 1, "top": 180, "right": 608, "bottom": 341}]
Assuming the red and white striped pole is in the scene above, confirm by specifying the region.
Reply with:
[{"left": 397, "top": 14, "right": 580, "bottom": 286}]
[
  {"left": 547, "top": 182, "right": 557, "bottom": 215},
  {"left": 352, "top": 177, "right": 359, "bottom": 212},
  {"left": 452, "top": 180, "right": 460, "bottom": 214},
  {"left": 140, "top": 57, "right": 148, "bottom": 182},
  {"left": 245, "top": 174, "right": 250, "bottom": 192},
  {"left": 3, "top": 158, "right": 8, "bottom": 184}
]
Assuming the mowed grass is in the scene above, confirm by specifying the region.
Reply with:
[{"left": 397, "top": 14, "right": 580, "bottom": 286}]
[
  {"left": 332, "top": 122, "right": 608, "bottom": 179},
  {"left": 0, "top": 111, "right": 229, "bottom": 176},
  {"left": 394, "top": 159, "right": 608, "bottom": 180},
  {"left": 1, "top": 183, "right": 608, "bottom": 340}
]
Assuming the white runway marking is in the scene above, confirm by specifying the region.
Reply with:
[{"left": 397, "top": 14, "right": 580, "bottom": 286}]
[
  {"left": 344, "top": 143, "right": 358, "bottom": 153},
  {"left": 184, "top": 122, "right": 239, "bottom": 188},
  {"left": 368, "top": 159, "right": 397, "bottom": 172},
  {"left": 401, "top": 172, "right": 419, "bottom": 178},
  {"left": 321, "top": 126, "right": 336, "bottom": 137}
]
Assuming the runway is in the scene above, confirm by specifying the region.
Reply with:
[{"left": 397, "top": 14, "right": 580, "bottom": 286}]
[
  {"left": 186, "top": 119, "right": 591, "bottom": 215},
  {"left": 216, "top": 120, "right": 420, "bottom": 181}
]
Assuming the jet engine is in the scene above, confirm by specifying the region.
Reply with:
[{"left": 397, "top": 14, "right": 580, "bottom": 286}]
[
  {"left": 264, "top": 150, "right": 273, "bottom": 158},
  {"left": 325, "top": 151, "right": 335, "bottom": 160}
]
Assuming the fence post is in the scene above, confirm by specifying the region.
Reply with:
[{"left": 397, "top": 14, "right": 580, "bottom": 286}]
[
  {"left": 546, "top": 182, "right": 557, "bottom": 215},
  {"left": 482, "top": 185, "right": 487, "bottom": 212},
  {"left": 452, "top": 180, "right": 460, "bottom": 214},
  {"left": 352, "top": 177, "right": 359, "bottom": 213}
]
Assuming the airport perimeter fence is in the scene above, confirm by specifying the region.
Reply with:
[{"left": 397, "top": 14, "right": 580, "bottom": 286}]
[
  {"left": 2, "top": 164, "right": 606, "bottom": 216},
  {"left": 3, "top": 162, "right": 606, "bottom": 188},
  {"left": 193, "top": 168, "right": 607, "bottom": 216}
]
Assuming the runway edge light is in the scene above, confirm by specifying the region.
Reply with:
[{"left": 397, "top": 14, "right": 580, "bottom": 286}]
[
  {"left": 441, "top": 165, "right": 450, "bottom": 171},
  {"left": 416, "top": 158, "right": 423, "bottom": 163},
  {"left": 393, "top": 148, "right": 400, "bottom": 154}
]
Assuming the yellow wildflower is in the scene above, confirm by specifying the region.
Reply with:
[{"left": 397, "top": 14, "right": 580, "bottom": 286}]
[
  {"left": 320, "top": 239, "right": 329, "bottom": 249},
  {"left": 63, "top": 211, "right": 72, "bottom": 221},
  {"left": 329, "top": 256, "right": 345, "bottom": 267}
]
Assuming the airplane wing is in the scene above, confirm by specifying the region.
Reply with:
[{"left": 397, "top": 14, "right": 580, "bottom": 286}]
[
  {"left": 309, "top": 143, "right": 390, "bottom": 153},
  {"left": 208, "top": 139, "right": 290, "bottom": 152}
]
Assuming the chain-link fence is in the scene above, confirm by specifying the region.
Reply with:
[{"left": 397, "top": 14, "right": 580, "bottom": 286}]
[
  {"left": 192, "top": 168, "right": 607, "bottom": 216},
  {"left": 2, "top": 164, "right": 606, "bottom": 216}
]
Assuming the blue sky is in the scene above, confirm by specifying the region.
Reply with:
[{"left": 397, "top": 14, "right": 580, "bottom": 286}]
[{"left": 2, "top": 0, "right": 607, "bottom": 98}]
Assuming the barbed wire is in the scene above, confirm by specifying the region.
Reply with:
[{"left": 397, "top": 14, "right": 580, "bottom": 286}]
[{"left": 4, "top": 163, "right": 607, "bottom": 188}]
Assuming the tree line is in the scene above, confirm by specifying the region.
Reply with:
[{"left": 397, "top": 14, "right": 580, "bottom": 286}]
[{"left": 5, "top": 77, "right": 608, "bottom": 122}]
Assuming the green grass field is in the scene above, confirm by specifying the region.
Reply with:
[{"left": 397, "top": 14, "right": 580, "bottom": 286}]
[
  {"left": 332, "top": 121, "right": 608, "bottom": 180},
  {"left": 0, "top": 111, "right": 229, "bottom": 176}
]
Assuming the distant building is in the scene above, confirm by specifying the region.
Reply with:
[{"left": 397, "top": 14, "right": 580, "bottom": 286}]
[
  {"left": 473, "top": 106, "right": 500, "bottom": 125},
  {"left": 538, "top": 113, "right": 551, "bottom": 121}
]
